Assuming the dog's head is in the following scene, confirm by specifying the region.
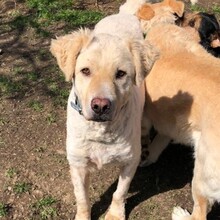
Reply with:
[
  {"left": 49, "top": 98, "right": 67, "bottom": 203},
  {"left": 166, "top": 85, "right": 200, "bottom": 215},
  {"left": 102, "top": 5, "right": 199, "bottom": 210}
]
[
  {"left": 136, "top": 0, "right": 185, "bottom": 33},
  {"left": 178, "top": 12, "right": 220, "bottom": 49},
  {"left": 50, "top": 29, "right": 158, "bottom": 122}
]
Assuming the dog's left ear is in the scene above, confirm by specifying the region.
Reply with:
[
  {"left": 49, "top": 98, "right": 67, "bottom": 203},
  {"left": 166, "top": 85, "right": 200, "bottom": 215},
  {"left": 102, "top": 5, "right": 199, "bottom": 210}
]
[
  {"left": 129, "top": 40, "right": 159, "bottom": 86},
  {"left": 136, "top": 4, "right": 155, "bottom": 20},
  {"left": 163, "top": 0, "right": 185, "bottom": 17}
]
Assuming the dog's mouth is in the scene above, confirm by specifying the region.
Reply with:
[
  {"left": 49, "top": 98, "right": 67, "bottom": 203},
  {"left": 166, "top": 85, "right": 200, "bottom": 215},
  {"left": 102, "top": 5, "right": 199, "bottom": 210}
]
[{"left": 87, "top": 114, "right": 112, "bottom": 122}]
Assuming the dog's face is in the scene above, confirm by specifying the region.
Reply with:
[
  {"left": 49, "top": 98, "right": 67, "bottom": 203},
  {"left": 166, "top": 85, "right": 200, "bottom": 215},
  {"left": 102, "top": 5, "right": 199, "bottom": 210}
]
[
  {"left": 51, "top": 29, "right": 158, "bottom": 122},
  {"left": 74, "top": 34, "right": 137, "bottom": 122},
  {"left": 179, "top": 12, "right": 220, "bottom": 48}
]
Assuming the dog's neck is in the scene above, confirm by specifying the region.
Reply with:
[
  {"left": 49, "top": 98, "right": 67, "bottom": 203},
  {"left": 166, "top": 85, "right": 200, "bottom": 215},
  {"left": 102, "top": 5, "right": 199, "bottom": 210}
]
[{"left": 141, "top": 10, "right": 177, "bottom": 34}]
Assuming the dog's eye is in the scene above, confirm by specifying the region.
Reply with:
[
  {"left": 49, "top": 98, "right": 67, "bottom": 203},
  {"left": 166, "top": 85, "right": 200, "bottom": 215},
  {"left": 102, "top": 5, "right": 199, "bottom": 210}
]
[
  {"left": 116, "top": 70, "right": 127, "bottom": 79},
  {"left": 81, "top": 68, "right": 91, "bottom": 76},
  {"left": 189, "top": 19, "right": 195, "bottom": 27}
]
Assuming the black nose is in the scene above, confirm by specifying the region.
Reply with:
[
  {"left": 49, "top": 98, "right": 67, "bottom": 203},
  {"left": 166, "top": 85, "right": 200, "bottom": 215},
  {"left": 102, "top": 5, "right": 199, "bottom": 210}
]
[{"left": 91, "top": 98, "right": 111, "bottom": 115}]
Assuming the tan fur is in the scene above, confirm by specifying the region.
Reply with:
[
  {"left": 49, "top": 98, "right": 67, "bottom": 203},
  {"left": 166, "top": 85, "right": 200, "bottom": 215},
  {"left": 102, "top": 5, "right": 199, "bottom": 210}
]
[
  {"left": 50, "top": 28, "right": 92, "bottom": 81},
  {"left": 180, "top": 13, "right": 202, "bottom": 30},
  {"left": 136, "top": 0, "right": 184, "bottom": 34},
  {"left": 211, "top": 38, "right": 220, "bottom": 48},
  {"left": 136, "top": 4, "right": 155, "bottom": 20},
  {"left": 139, "top": 1, "right": 220, "bottom": 219}
]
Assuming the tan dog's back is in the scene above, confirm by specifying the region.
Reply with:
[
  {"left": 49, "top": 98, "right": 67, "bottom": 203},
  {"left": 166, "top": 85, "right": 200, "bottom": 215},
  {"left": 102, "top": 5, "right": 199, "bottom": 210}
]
[{"left": 146, "top": 50, "right": 220, "bottom": 141}]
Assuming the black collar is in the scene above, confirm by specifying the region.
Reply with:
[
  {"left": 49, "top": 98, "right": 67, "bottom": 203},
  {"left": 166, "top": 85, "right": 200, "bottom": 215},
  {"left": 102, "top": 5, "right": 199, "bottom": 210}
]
[{"left": 70, "top": 94, "right": 83, "bottom": 115}]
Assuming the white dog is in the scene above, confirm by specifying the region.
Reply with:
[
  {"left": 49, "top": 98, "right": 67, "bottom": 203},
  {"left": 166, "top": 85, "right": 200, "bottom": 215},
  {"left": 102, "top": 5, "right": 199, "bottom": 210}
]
[{"left": 50, "top": 13, "right": 158, "bottom": 220}]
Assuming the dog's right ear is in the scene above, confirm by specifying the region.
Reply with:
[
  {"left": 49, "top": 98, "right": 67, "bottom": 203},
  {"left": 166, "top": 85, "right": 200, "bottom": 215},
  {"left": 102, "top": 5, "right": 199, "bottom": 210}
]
[
  {"left": 136, "top": 4, "right": 155, "bottom": 20},
  {"left": 50, "top": 28, "right": 92, "bottom": 81}
]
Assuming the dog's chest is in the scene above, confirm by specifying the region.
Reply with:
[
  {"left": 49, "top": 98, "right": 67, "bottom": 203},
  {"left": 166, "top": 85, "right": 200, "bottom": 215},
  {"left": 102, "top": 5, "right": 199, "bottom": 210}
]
[
  {"left": 89, "top": 140, "right": 134, "bottom": 169},
  {"left": 66, "top": 113, "right": 138, "bottom": 169}
]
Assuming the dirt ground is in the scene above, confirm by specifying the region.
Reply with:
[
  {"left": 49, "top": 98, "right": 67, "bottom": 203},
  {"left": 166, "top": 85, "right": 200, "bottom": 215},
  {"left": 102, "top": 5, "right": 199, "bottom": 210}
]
[{"left": 0, "top": 0, "right": 220, "bottom": 219}]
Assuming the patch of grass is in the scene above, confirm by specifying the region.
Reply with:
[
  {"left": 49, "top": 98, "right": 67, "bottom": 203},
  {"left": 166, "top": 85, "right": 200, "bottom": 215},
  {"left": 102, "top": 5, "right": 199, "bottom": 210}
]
[
  {"left": 26, "top": 0, "right": 104, "bottom": 26},
  {"left": 190, "top": 4, "right": 207, "bottom": 12},
  {"left": 10, "top": 0, "right": 104, "bottom": 36},
  {"left": 0, "top": 75, "right": 25, "bottom": 97},
  {"left": 13, "top": 66, "right": 24, "bottom": 75},
  {"left": 5, "top": 168, "right": 17, "bottom": 178},
  {"left": 46, "top": 112, "right": 57, "bottom": 124},
  {"left": 40, "top": 206, "right": 57, "bottom": 219},
  {"left": 13, "top": 182, "right": 32, "bottom": 194},
  {"left": 35, "top": 196, "right": 56, "bottom": 208},
  {"left": 26, "top": 72, "right": 39, "bottom": 81},
  {"left": 0, "top": 118, "right": 7, "bottom": 126},
  {"left": 28, "top": 100, "right": 44, "bottom": 112},
  {"left": 38, "top": 49, "right": 51, "bottom": 61},
  {"left": 53, "top": 88, "right": 69, "bottom": 107},
  {"left": 33, "top": 196, "right": 57, "bottom": 219},
  {"left": 212, "top": 4, "right": 220, "bottom": 14},
  {"left": 0, "top": 202, "right": 8, "bottom": 217},
  {"left": 10, "top": 14, "right": 51, "bottom": 37},
  {"left": 46, "top": 79, "right": 70, "bottom": 107}
]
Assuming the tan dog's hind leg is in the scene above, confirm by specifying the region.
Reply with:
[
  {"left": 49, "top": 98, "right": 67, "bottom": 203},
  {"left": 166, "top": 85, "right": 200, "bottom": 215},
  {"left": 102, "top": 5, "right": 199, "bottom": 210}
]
[
  {"left": 190, "top": 156, "right": 208, "bottom": 220},
  {"left": 140, "top": 134, "right": 171, "bottom": 167},
  {"left": 70, "top": 166, "right": 91, "bottom": 220},
  {"left": 172, "top": 146, "right": 208, "bottom": 220},
  {"left": 105, "top": 157, "right": 140, "bottom": 220}
]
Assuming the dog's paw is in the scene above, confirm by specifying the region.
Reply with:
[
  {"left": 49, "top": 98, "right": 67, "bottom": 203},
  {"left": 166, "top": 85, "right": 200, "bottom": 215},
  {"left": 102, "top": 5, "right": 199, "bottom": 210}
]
[
  {"left": 105, "top": 200, "right": 125, "bottom": 220},
  {"left": 105, "top": 212, "right": 125, "bottom": 220},
  {"left": 172, "top": 206, "right": 191, "bottom": 220},
  {"left": 139, "top": 148, "right": 156, "bottom": 167},
  {"left": 74, "top": 212, "right": 91, "bottom": 220}
]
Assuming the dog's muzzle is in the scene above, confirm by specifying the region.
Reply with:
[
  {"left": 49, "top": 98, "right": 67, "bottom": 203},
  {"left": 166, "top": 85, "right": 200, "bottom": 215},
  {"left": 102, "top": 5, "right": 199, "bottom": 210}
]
[{"left": 90, "top": 97, "right": 112, "bottom": 122}]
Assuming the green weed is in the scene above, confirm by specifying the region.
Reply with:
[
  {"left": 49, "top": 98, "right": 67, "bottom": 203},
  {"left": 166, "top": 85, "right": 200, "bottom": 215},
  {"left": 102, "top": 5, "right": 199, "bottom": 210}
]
[
  {"left": 5, "top": 168, "right": 17, "bottom": 178},
  {"left": 28, "top": 100, "right": 44, "bottom": 112},
  {"left": 46, "top": 112, "right": 57, "bottom": 124},
  {"left": 190, "top": 4, "right": 207, "bottom": 12},
  {"left": 212, "top": 4, "right": 220, "bottom": 14},
  {"left": 33, "top": 196, "right": 57, "bottom": 219},
  {"left": 0, "top": 118, "right": 7, "bottom": 126},
  {"left": 0, "top": 75, "right": 24, "bottom": 97},
  {"left": 0, "top": 202, "right": 8, "bottom": 217},
  {"left": 13, "top": 182, "right": 32, "bottom": 194},
  {"left": 26, "top": 72, "right": 39, "bottom": 81},
  {"left": 13, "top": 66, "right": 24, "bottom": 75}
]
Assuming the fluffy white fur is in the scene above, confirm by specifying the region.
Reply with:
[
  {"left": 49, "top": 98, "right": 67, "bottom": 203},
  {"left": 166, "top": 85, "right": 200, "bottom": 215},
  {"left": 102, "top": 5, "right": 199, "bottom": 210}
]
[
  {"left": 51, "top": 13, "right": 158, "bottom": 220},
  {"left": 119, "top": 0, "right": 147, "bottom": 15}
]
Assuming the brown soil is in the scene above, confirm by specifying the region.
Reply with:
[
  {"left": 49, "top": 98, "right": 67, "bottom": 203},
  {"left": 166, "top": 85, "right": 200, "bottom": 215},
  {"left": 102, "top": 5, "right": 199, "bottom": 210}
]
[{"left": 0, "top": 0, "right": 220, "bottom": 219}]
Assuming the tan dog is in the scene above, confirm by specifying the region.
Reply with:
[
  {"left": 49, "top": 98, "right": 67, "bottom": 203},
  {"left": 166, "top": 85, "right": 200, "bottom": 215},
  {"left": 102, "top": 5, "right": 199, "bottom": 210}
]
[
  {"left": 136, "top": 0, "right": 220, "bottom": 219},
  {"left": 50, "top": 13, "right": 158, "bottom": 220}
]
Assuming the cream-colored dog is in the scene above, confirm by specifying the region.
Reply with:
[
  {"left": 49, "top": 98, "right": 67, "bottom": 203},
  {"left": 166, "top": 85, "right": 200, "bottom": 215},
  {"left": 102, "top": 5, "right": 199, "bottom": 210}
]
[
  {"left": 50, "top": 13, "right": 158, "bottom": 220},
  {"left": 134, "top": 0, "right": 220, "bottom": 219}
]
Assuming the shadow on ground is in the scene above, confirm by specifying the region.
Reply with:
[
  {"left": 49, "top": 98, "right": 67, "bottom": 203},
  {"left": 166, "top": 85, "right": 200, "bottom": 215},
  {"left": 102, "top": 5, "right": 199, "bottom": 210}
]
[{"left": 91, "top": 143, "right": 220, "bottom": 220}]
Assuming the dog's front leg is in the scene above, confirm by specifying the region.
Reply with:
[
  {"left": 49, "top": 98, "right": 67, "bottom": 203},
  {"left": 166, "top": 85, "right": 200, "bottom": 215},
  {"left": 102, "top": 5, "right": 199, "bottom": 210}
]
[
  {"left": 70, "top": 166, "right": 91, "bottom": 220},
  {"left": 105, "top": 158, "right": 140, "bottom": 220}
]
